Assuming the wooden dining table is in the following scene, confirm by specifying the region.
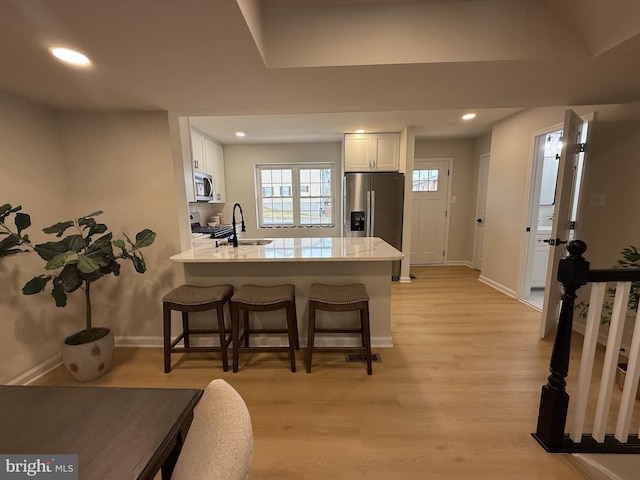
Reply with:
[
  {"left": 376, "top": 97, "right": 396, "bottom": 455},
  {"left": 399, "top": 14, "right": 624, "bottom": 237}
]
[{"left": 0, "top": 385, "right": 203, "bottom": 479}]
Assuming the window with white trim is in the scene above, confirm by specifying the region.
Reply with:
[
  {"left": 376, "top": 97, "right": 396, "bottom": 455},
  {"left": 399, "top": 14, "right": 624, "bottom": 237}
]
[{"left": 256, "top": 164, "right": 334, "bottom": 227}]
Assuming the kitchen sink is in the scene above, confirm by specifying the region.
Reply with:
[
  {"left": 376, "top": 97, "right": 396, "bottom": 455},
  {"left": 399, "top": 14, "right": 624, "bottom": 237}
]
[{"left": 219, "top": 238, "right": 273, "bottom": 246}]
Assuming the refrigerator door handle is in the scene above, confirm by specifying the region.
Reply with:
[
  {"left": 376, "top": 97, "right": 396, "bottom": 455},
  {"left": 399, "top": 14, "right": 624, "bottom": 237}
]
[
  {"left": 365, "top": 190, "right": 371, "bottom": 236},
  {"left": 370, "top": 190, "right": 375, "bottom": 236}
]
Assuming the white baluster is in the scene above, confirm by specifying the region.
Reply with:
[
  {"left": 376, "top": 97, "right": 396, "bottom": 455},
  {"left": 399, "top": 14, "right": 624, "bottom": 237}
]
[
  {"left": 592, "top": 282, "right": 630, "bottom": 442},
  {"left": 570, "top": 282, "right": 606, "bottom": 442},
  {"left": 615, "top": 296, "right": 640, "bottom": 441}
]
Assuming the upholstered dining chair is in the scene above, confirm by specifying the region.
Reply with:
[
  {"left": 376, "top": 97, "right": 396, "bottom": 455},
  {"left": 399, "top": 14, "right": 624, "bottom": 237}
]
[{"left": 172, "top": 379, "right": 253, "bottom": 480}]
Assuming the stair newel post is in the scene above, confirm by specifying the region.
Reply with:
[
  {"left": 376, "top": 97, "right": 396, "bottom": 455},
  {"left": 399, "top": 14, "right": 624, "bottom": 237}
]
[{"left": 535, "top": 240, "right": 589, "bottom": 450}]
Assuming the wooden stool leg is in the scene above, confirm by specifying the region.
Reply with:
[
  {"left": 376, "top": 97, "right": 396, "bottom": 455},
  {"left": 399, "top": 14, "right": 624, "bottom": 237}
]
[
  {"left": 232, "top": 303, "right": 240, "bottom": 373},
  {"left": 217, "top": 302, "right": 229, "bottom": 372},
  {"left": 306, "top": 303, "right": 316, "bottom": 373},
  {"left": 286, "top": 303, "right": 297, "bottom": 373},
  {"left": 243, "top": 310, "right": 250, "bottom": 348},
  {"left": 181, "top": 311, "right": 190, "bottom": 348},
  {"left": 163, "top": 304, "right": 172, "bottom": 373},
  {"left": 292, "top": 297, "right": 300, "bottom": 350},
  {"left": 362, "top": 302, "right": 372, "bottom": 375}
]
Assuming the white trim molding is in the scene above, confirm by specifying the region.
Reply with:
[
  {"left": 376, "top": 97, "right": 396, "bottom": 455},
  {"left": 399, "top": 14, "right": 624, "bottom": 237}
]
[{"left": 478, "top": 275, "right": 516, "bottom": 298}]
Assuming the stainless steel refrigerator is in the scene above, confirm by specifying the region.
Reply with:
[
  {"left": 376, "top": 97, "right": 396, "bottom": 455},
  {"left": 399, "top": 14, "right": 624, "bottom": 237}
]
[{"left": 344, "top": 172, "right": 405, "bottom": 279}]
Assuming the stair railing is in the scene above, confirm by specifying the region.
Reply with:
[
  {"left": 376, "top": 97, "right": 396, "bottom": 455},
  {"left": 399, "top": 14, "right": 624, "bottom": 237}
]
[{"left": 533, "top": 240, "right": 640, "bottom": 453}]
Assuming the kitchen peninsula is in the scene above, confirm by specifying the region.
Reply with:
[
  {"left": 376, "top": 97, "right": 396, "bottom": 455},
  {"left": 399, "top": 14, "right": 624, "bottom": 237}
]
[{"left": 170, "top": 237, "right": 403, "bottom": 346}]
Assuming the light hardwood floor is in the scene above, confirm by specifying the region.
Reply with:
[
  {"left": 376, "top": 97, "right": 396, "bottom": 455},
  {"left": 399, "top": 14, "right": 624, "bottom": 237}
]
[{"left": 34, "top": 266, "right": 585, "bottom": 479}]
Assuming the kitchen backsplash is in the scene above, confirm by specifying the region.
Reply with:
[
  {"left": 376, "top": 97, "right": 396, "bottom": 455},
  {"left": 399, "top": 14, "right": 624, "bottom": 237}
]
[{"left": 189, "top": 202, "right": 227, "bottom": 225}]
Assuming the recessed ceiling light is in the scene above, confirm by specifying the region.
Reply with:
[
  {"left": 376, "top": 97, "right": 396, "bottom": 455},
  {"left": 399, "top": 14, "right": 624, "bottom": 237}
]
[
  {"left": 235, "top": 132, "right": 246, "bottom": 137},
  {"left": 50, "top": 47, "right": 91, "bottom": 66},
  {"left": 462, "top": 113, "right": 477, "bottom": 120},
  {"left": 355, "top": 129, "right": 366, "bottom": 133}
]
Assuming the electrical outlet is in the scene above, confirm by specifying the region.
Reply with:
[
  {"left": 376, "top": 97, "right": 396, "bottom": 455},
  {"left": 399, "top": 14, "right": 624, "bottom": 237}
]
[{"left": 590, "top": 193, "right": 606, "bottom": 207}]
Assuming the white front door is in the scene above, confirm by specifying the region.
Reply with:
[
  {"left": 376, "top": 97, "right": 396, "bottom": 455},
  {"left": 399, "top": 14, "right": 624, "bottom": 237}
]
[
  {"left": 539, "top": 110, "right": 590, "bottom": 338},
  {"left": 473, "top": 154, "right": 490, "bottom": 270},
  {"left": 410, "top": 158, "right": 451, "bottom": 265}
]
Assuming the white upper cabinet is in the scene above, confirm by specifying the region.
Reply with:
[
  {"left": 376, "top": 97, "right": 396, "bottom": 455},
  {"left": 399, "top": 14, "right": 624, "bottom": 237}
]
[
  {"left": 210, "top": 141, "right": 226, "bottom": 203},
  {"left": 190, "top": 130, "right": 211, "bottom": 174},
  {"left": 190, "top": 129, "right": 226, "bottom": 202},
  {"left": 344, "top": 133, "right": 400, "bottom": 172}
]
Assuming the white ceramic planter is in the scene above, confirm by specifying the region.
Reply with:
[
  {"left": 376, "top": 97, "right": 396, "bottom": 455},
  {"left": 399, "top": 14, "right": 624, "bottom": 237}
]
[{"left": 61, "top": 328, "right": 115, "bottom": 382}]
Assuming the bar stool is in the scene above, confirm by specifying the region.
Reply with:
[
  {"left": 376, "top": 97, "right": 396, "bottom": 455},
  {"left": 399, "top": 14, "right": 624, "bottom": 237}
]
[
  {"left": 162, "top": 284, "right": 233, "bottom": 373},
  {"left": 230, "top": 284, "right": 299, "bottom": 373},
  {"left": 306, "top": 283, "right": 372, "bottom": 375}
]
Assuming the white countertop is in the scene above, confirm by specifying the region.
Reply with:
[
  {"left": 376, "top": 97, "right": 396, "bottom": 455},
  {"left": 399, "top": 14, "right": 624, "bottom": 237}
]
[{"left": 170, "top": 237, "right": 404, "bottom": 263}]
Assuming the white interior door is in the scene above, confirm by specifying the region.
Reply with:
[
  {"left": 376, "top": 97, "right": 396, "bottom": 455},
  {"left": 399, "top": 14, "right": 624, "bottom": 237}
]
[
  {"left": 410, "top": 159, "right": 450, "bottom": 265},
  {"left": 521, "top": 127, "right": 561, "bottom": 304},
  {"left": 473, "top": 154, "right": 490, "bottom": 270},
  {"left": 539, "top": 109, "right": 588, "bottom": 338}
]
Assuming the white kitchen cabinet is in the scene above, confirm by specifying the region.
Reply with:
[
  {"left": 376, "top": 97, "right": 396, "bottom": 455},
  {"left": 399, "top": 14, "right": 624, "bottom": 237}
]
[
  {"left": 189, "top": 129, "right": 227, "bottom": 202},
  {"left": 210, "top": 141, "right": 226, "bottom": 203},
  {"left": 344, "top": 133, "right": 400, "bottom": 172},
  {"left": 190, "top": 129, "right": 212, "bottom": 174}
]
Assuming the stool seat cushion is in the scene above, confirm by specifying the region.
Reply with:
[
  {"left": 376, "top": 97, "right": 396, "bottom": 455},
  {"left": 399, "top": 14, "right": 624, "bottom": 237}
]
[
  {"left": 232, "top": 284, "right": 295, "bottom": 306},
  {"left": 308, "top": 283, "right": 369, "bottom": 304},
  {"left": 163, "top": 285, "right": 234, "bottom": 306}
]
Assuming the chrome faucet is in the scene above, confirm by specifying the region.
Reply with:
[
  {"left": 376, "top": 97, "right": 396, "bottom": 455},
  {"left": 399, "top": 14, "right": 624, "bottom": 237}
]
[{"left": 231, "top": 203, "right": 246, "bottom": 247}]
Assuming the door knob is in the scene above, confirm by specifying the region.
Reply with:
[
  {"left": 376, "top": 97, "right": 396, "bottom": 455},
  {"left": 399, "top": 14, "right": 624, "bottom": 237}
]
[{"left": 543, "top": 238, "right": 568, "bottom": 246}]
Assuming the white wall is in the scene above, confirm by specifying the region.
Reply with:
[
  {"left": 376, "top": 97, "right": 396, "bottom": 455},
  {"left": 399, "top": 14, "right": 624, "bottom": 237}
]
[
  {"left": 577, "top": 101, "right": 640, "bottom": 267},
  {"left": 481, "top": 103, "right": 640, "bottom": 297},
  {"left": 55, "top": 111, "right": 188, "bottom": 340},
  {"left": 220, "top": 142, "right": 343, "bottom": 238},
  {"left": 569, "top": 102, "right": 640, "bottom": 347},
  {"left": 0, "top": 96, "right": 189, "bottom": 383},
  {"left": 0, "top": 91, "right": 78, "bottom": 383}
]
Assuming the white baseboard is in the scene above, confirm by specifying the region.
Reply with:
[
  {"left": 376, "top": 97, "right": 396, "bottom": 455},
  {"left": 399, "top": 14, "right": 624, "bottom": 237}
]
[
  {"left": 399, "top": 276, "right": 412, "bottom": 283},
  {"left": 571, "top": 322, "right": 631, "bottom": 359},
  {"left": 568, "top": 454, "right": 629, "bottom": 480},
  {"left": 9, "top": 334, "right": 394, "bottom": 385},
  {"left": 9, "top": 353, "right": 62, "bottom": 386},
  {"left": 446, "top": 260, "right": 473, "bottom": 268},
  {"left": 571, "top": 322, "right": 610, "bottom": 351},
  {"left": 478, "top": 275, "right": 516, "bottom": 298},
  {"left": 116, "top": 335, "right": 394, "bottom": 348},
  {"left": 115, "top": 336, "right": 162, "bottom": 347}
]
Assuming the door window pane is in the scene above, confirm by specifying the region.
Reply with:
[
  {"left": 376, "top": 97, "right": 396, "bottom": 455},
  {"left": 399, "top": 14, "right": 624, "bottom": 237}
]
[{"left": 413, "top": 169, "right": 439, "bottom": 192}]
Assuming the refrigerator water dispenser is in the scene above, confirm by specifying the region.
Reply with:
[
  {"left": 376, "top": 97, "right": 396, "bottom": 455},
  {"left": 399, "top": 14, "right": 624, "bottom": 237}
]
[{"left": 350, "top": 211, "right": 366, "bottom": 231}]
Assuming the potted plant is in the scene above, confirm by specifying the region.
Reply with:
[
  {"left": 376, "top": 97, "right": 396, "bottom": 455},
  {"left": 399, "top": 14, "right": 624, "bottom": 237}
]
[{"left": 0, "top": 203, "right": 156, "bottom": 381}]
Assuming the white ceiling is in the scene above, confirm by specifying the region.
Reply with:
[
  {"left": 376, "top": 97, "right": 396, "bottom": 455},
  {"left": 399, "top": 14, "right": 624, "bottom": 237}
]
[{"left": 0, "top": 0, "right": 638, "bottom": 144}]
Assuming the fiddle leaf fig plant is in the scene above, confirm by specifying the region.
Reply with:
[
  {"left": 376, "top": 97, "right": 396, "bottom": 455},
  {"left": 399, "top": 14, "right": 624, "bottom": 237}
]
[{"left": 0, "top": 203, "right": 156, "bottom": 344}]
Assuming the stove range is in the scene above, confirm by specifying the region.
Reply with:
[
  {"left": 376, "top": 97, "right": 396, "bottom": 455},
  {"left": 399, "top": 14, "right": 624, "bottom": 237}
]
[
  {"left": 189, "top": 212, "right": 234, "bottom": 238},
  {"left": 191, "top": 223, "right": 234, "bottom": 238}
]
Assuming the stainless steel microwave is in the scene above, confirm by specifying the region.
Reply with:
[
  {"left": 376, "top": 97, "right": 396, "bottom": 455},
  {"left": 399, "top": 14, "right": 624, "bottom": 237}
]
[{"left": 194, "top": 172, "right": 213, "bottom": 202}]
